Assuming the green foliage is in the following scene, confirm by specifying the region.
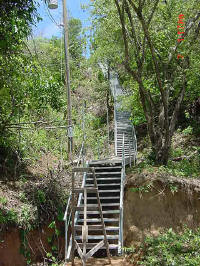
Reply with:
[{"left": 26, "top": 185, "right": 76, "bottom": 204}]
[
  {"left": 89, "top": 0, "right": 200, "bottom": 164},
  {"left": 20, "top": 229, "right": 32, "bottom": 265},
  {"left": 0, "top": 0, "right": 39, "bottom": 53},
  {"left": 0, "top": 197, "right": 7, "bottom": 205},
  {"left": 0, "top": 209, "right": 18, "bottom": 224},
  {"left": 37, "top": 189, "right": 46, "bottom": 203},
  {"left": 46, "top": 220, "right": 62, "bottom": 264},
  {"left": 133, "top": 228, "right": 200, "bottom": 265},
  {"left": 130, "top": 183, "right": 152, "bottom": 193},
  {"left": 166, "top": 158, "right": 200, "bottom": 178}
]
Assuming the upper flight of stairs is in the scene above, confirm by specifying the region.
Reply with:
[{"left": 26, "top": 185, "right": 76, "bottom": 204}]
[{"left": 110, "top": 72, "right": 137, "bottom": 160}]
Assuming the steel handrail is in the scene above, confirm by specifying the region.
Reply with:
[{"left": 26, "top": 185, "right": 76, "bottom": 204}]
[
  {"left": 132, "top": 126, "right": 137, "bottom": 165},
  {"left": 64, "top": 139, "right": 85, "bottom": 260},
  {"left": 119, "top": 133, "right": 125, "bottom": 254}
]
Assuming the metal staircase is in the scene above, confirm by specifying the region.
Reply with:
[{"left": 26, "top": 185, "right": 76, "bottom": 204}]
[{"left": 64, "top": 69, "right": 137, "bottom": 264}]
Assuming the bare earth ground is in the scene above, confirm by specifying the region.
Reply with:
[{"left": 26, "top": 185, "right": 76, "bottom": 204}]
[{"left": 66, "top": 257, "right": 131, "bottom": 266}]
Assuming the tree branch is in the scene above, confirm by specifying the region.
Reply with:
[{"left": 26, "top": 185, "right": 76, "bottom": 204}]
[
  {"left": 114, "top": 0, "right": 129, "bottom": 62},
  {"left": 169, "top": 72, "right": 186, "bottom": 137}
]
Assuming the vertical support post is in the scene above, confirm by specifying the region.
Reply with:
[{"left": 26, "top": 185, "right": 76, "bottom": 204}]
[
  {"left": 82, "top": 188, "right": 87, "bottom": 266},
  {"left": 119, "top": 169, "right": 124, "bottom": 255},
  {"left": 129, "top": 139, "right": 131, "bottom": 167},
  {"left": 71, "top": 172, "right": 75, "bottom": 266},
  {"left": 65, "top": 219, "right": 68, "bottom": 260},
  {"left": 119, "top": 133, "right": 125, "bottom": 254}
]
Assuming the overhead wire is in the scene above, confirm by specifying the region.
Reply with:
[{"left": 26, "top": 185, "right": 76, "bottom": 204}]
[
  {"left": 60, "top": 20, "right": 64, "bottom": 81},
  {"left": 43, "top": 0, "right": 62, "bottom": 29}
]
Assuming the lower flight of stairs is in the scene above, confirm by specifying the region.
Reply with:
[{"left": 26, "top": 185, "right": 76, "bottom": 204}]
[{"left": 67, "top": 158, "right": 123, "bottom": 259}]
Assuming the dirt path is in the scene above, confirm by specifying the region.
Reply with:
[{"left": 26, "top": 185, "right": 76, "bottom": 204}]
[{"left": 67, "top": 257, "right": 131, "bottom": 265}]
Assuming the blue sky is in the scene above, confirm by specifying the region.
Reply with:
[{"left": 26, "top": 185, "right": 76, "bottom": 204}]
[{"left": 33, "top": 0, "right": 91, "bottom": 38}]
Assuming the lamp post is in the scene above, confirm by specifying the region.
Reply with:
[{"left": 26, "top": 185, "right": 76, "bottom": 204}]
[{"left": 48, "top": 0, "right": 73, "bottom": 161}]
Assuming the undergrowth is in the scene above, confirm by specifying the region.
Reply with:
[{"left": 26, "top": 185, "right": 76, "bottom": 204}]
[
  {"left": 126, "top": 228, "right": 200, "bottom": 265},
  {"left": 0, "top": 170, "right": 67, "bottom": 231},
  {"left": 134, "top": 129, "right": 200, "bottom": 179}
]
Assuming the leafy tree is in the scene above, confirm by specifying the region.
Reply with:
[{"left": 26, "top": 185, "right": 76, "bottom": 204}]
[
  {"left": 90, "top": 0, "right": 200, "bottom": 164},
  {"left": 68, "top": 18, "right": 84, "bottom": 62},
  {"left": 0, "top": 0, "right": 39, "bottom": 53}
]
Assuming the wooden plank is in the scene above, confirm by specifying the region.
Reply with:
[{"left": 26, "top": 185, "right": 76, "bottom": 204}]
[
  {"left": 77, "top": 218, "right": 119, "bottom": 223},
  {"left": 77, "top": 243, "right": 118, "bottom": 249},
  {"left": 75, "top": 225, "right": 119, "bottom": 231},
  {"left": 85, "top": 240, "right": 104, "bottom": 260},
  {"left": 75, "top": 240, "right": 83, "bottom": 260},
  {"left": 75, "top": 225, "right": 103, "bottom": 230},
  {"left": 75, "top": 235, "right": 119, "bottom": 240}
]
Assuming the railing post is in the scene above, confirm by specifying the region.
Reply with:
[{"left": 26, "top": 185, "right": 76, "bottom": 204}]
[
  {"left": 119, "top": 133, "right": 125, "bottom": 255},
  {"left": 119, "top": 169, "right": 124, "bottom": 255},
  {"left": 129, "top": 139, "right": 131, "bottom": 167},
  {"left": 65, "top": 219, "right": 68, "bottom": 260}
]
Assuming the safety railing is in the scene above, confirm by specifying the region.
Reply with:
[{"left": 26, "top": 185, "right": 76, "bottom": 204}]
[
  {"left": 119, "top": 133, "right": 126, "bottom": 254},
  {"left": 63, "top": 139, "right": 86, "bottom": 260},
  {"left": 132, "top": 126, "right": 137, "bottom": 165},
  {"left": 65, "top": 165, "right": 88, "bottom": 260}
]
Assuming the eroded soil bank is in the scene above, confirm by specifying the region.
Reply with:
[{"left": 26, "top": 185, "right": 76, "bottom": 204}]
[
  {"left": 124, "top": 173, "right": 200, "bottom": 247},
  {"left": 0, "top": 221, "right": 65, "bottom": 266},
  {"left": 1, "top": 173, "right": 200, "bottom": 265}
]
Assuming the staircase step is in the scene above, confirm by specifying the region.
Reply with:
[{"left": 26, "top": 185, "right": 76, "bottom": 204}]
[
  {"left": 75, "top": 206, "right": 99, "bottom": 211},
  {"left": 79, "top": 210, "right": 120, "bottom": 215},
  {"left": 94, "top": 167, "right": 122, "bottom": 170},
  {"left": 76, "top": 243, "right": 118, "bottom": 249},
  {"left": 88, "top": 172, "right": 121, "bottom": 175},
  {"left": 75, "top": 235, "right": 119, "bottom": 240},
  {"left": 87, "top": 177, "right": 121, "bottom": 181},
  {"left": 75, "top": 225, "right": 119, "bottom": 231},
  {"left": 90, "top": 190, "right": 120, "bottom": 193},
  {"left": 85, "top": 184, "right": 120, "bottom": 187},
  {"left": 87, "top": 196, "right": 120, "bottom": 200},
  {"left": 74, "top": 188, "right": 97, "bottom": 193},
  {"left": 79, "top": 203, "right": 119, "bottom": 207},
  {"left": 77, "top": 218, "right": 119, "bottom": 223}
]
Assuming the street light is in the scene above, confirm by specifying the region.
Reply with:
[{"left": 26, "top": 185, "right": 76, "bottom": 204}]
[
  {"left": 48, "top": 0, "right": 73, "bottom": 161},
  {"left": 48, "top": 0, "right": 58, "bottom": 9}
]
